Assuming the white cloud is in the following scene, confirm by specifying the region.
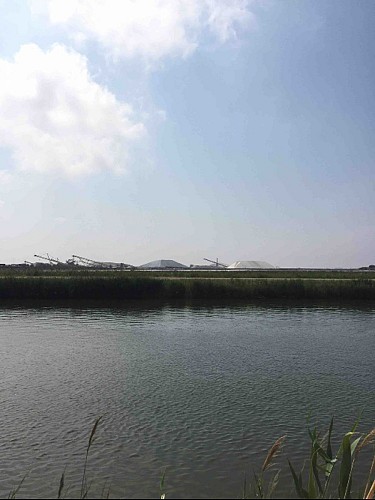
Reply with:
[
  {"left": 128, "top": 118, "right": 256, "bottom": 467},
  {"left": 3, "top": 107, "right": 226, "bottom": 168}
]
[
  {"left": 31, "top": 0, "right": 253, "bottom": 61},
  {"left": 54, "top": 216, "right": 67, "bottom": 223},
  {"left": 0, "top": 43, "right": 145, "bottom": 177},
  {"left": 0, "top": 170, "right": 13, "bottom": 184}
]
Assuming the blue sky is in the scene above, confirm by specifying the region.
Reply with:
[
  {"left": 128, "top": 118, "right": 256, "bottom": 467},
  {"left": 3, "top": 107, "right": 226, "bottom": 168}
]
[{"left": 0, "top": 0, "right": 374, "bottom": 267}]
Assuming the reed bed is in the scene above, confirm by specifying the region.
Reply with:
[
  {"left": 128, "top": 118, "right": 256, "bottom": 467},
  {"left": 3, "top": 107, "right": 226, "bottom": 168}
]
[
  {"left": 242, "top": 417, "right": 375, "bottom": 500},
  {"left": 1, "top": 268, "right": 374, "bottom": 280},
  {"left": 0, "top": 275, "right": 374, "bottom": 300}
]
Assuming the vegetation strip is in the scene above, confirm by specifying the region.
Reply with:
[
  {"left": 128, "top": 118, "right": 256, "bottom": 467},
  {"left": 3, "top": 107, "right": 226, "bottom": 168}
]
[
  {"left": 1, "top": 269, "right": 375, "bottom": 279},
  {"left": 0, "top": 274, "right": 374, "bottom": 299}
]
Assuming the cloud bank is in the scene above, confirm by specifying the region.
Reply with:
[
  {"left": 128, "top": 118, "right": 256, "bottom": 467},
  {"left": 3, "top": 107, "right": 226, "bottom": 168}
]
[
  {"left": 32, "top": 0, "right": 253, "bottom": 61},
  {"left": 0, "top": 44, "right": 145, "bottom": 177},
  {"left": 0, "top": 2, "right": 253, "bottom": 178}
]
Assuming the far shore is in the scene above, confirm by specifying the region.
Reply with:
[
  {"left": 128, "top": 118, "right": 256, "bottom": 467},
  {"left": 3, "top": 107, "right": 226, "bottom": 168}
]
[{"left": 0, "top": 269, "right": 374, "bottom": 300}]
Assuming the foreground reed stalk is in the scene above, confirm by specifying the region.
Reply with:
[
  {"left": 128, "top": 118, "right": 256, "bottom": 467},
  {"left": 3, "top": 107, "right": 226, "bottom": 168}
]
[{"left": 286, "top": 418, "right": 375, "bottom": 500}]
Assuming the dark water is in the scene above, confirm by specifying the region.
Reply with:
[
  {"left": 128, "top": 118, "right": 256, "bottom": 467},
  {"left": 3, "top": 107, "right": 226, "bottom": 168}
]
[{"left": 0, "top": 301, "right": 374, "bottom": 499}]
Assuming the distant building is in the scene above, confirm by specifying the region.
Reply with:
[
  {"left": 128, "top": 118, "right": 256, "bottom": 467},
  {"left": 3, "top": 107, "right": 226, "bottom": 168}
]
[
  {"left": 227, "top": 261, "right": 274, "bottom": 269},
  {"left": 140, "top": 259, "right": 187, "bottom": 269}
]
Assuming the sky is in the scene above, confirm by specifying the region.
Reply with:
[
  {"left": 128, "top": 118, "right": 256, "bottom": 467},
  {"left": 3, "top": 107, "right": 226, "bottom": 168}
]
[{"left": 0, "top": 0, "right": 374, "bottom": 268}]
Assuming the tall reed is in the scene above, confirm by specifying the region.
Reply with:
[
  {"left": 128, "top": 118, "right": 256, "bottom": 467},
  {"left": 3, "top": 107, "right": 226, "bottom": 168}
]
[
  {"left": 0, "top": 276, "right": 374, "bottom": 300},
  {"left": 288, "top": 418, "right": 375, "bottom": 499}
]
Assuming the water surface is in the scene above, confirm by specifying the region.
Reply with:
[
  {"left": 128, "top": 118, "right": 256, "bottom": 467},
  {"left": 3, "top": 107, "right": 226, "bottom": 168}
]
[{"left": 0, "top": 301, "right": 374, "bottom": 498}]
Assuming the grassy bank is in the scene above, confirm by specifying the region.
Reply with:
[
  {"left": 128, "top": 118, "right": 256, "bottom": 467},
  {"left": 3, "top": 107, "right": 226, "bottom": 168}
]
[
  {"left": 0, "top": 275, "right": 374, "bottom": 300},
  {"left": 1, "top": 268, "right": 375, "bottom": 279}
]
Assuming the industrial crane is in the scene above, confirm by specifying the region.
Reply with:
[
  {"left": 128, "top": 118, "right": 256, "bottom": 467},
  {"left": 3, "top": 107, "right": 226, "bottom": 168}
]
[
  {"left": 204, "top": 258, "right": 227, "bottom": 268},
  {"left": 72, "top": 255, "right": 133, "bottom": 269},
  {"left": 72, "top": 255, "right": 106, "bottom": 268},
  {"left": 34, "top": 254, "right": 71, "bottom": 266},
  {"left": 34, "top": 253, "right": 59, "bottom": 265}
]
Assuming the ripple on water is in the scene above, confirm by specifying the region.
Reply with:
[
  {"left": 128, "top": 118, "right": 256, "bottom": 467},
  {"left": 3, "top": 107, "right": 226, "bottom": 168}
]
[{"left": 0, "top": 302, "right": 374, "bottom": 498}]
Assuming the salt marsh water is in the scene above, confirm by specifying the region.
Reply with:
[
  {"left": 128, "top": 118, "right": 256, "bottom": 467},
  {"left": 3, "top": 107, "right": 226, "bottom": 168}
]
[{"left": 0, "top": 301, "right": 374, "bottom": 498}]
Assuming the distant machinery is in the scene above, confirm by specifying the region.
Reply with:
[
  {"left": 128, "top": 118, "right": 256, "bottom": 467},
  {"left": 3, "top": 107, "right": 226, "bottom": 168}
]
[
  {"left": 34, "top": 254, "right": 65, "bottom": 266},
  {"left": 72, "top": 255, "right": 109, "bottom": 268},
  {"left": 203, "top": 258, "right": 227, "bottom": 268},
  {"left": 72, "top": 255, "right": 133, "bottom": 269},
  {"left": 34, "top": 254, "right": 76, "bottom": 267}
]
